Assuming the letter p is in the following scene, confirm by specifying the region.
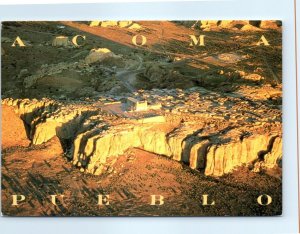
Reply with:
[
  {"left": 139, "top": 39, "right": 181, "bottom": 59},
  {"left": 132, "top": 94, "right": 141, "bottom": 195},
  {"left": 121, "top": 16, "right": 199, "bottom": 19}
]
[{"left": 12, "top": 195, "right": 25, "bottom": 206}]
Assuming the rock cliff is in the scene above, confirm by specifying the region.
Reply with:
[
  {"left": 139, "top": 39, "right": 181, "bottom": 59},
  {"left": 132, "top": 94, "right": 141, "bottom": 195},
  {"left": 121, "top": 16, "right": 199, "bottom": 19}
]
[{"left": 2, "top": 92, "right": 282, "bottom": 177}]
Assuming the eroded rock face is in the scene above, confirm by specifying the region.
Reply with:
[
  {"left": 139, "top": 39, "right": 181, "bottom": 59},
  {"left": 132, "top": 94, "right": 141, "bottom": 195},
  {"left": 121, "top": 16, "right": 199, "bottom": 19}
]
[
  {"left": 2, "top": 87, "right": 282, "bottom": 177},
  {"left": 1, "top": 104, "right": 30, "bottom": 149},
  {"left": 2, "top": 98, "right": 58, "bottom": 140},
  {"left": 77, "top": 123, "right": 281, "bottom": 176}
]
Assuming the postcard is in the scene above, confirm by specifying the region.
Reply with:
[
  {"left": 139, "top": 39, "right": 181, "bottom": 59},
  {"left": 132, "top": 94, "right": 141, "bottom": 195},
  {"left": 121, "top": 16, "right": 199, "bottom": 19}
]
[{"left": 1, "top": 20, "right": 282, "bottom": 216}]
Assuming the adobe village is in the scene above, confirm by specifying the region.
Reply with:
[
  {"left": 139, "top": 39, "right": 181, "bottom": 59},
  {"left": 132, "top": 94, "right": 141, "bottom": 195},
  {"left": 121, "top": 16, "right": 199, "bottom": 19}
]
[{"left": 1, "top": 20, "right": 282, "bottom": 216}]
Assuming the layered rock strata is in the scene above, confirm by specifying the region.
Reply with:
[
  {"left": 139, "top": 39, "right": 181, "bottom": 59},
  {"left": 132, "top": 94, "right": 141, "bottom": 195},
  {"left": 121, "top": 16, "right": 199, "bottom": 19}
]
[{"left": 2, "top": 89, "right": 282, "bottom": 177}]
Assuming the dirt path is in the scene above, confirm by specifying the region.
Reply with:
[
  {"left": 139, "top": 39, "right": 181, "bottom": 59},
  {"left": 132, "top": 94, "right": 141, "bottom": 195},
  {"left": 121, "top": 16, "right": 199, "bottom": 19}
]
[{"left": 115, "top": 55, "right": 144, "bottom": 92}]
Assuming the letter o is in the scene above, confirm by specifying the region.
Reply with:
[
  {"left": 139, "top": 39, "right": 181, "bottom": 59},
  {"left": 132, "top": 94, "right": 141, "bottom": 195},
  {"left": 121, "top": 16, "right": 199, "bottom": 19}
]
[
  {"left": 257, "top": 194, "right": 272, "bottom": 206},
  {"left": 132, "top": 35, "right": 147, "bottom": 46}
]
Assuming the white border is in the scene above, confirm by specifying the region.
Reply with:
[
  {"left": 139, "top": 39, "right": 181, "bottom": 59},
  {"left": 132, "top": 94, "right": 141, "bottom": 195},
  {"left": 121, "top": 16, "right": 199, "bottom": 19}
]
[
  {"left": 0, "top": 1, "right": 298, "bottom": 234},
  {"left": 0, "top": 0, "right": 230, "bottom": 4}
]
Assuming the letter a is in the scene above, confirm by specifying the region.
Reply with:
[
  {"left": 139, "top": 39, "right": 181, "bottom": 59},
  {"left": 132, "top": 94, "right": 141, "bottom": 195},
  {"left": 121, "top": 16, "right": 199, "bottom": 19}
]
[
  {"left": 189, "top": 35, "right": 205, "bottom": 46},
  {"left": 256, "top": 35, "right": 270, "bottom": 46},
  {"left": 12, "top": 36, "right": 26, "bottom": 47},
  {"left": 12, "top": 195, "right": 25, "bottom": 206}
]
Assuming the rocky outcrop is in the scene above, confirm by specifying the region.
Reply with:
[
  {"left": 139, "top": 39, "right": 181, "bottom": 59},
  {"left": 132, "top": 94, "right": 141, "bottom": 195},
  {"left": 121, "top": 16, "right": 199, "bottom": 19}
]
[
  {"left": 23, "top": 62, "right": 81, "bottom": 88},
  {"left": 204, "top": 134, "right": 281, "bottom": 176},
  {"left": 70, "top": 119, "right": 281, "bottom": 176},
  {"left": 241, "top": 24, "right": 263, "bottom": 32},
  {"left": 89, "top": 21, "right": 142, "bottom": 29},
  {"left": 259, "top": 20, "right": 281, "bottom": 29},
  {"left": 2, "top": 98, "right": 58, "bottom": 140},
  {"left": 1, "top": 104, "right": 30, "bottom": 149},
  {"left": 180, "top": 20, "right": 281, "bottom": 31},
  {"left": 85, "top": 48, "right": 121, "bottom": 64},
  {"left": 2, "top": 93, "right": 282, "bottom": 177}
]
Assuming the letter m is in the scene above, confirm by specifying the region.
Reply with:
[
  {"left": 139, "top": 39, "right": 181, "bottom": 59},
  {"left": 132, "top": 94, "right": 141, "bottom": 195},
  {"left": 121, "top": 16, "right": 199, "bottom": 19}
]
[{"left": 189, "top": 35, "right": 205, "bottom": 46}]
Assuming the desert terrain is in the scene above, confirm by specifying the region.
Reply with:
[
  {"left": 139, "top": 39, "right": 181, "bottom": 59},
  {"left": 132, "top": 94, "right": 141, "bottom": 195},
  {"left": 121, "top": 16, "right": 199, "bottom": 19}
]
[{"left": 1, "top": 20, "right": 282, "bottom": 216}]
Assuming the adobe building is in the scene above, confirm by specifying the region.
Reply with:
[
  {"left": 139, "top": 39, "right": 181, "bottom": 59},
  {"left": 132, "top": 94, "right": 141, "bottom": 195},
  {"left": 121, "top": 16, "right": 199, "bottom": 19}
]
[
  {"left": 52, "top": 36, "right": 71, "bottom": 47},
  {"left": 127, "top": 97, "right": 148, "bottom": 111}
]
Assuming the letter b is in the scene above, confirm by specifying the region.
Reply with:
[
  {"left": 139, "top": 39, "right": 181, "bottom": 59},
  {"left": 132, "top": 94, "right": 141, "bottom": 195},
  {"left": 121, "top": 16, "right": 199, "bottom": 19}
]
[{"left": 150, "top": 195, "right": 164, "bottom": 205}]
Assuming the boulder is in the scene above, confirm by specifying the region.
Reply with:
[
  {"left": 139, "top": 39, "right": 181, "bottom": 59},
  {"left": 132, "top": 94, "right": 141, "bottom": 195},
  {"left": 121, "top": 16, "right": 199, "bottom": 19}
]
[
  {"left": 241, "top": 24, "right": 262, "bottom": 31},
  {"left": 219, "top": 20, "right": 248, "bottom": 29},
  {"left": 85, "top": 48, "right": 121, "bottom": 64},
  {"left": 89, "top": 21, "right": 101, "bottom": 27},
  {"left": 100, "top": 21, "right": 118, "bottom": 27},
  {"left": 200, "top": 20, "right": 219, "bottom": 31},
  {"left": 18, "top": 69, "right": 29, "bottom": 79},
  {"left": 260, "top": 20, "right": 281, "bottom": 29},
  {"left": 218, "top": 20, "right": 235, "bottom": 28},
  {"left": 128, "top": 23, "right": 142, "bottom": 30},
  {"left": 118, "top": 21, "right": 133, "bottom": 28}
]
